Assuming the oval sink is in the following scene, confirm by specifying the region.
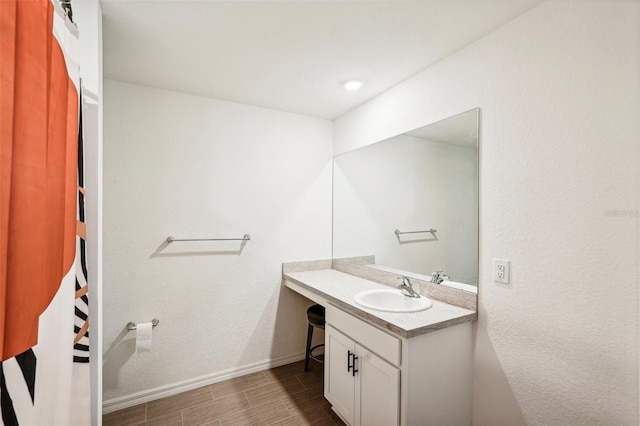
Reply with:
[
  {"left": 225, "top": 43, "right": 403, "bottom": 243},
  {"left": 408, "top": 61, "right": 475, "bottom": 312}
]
[{"left": 354, "top": 289, "right": 432, "bottom": 313}]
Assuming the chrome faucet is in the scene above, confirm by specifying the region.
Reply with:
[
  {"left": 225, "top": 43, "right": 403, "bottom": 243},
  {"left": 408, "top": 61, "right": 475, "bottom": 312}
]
[
  {"left": 397, "top": 276, "right": 421, "bottom": 298},
  {"left": 430, "top": 271, "right": 450, "bottom": 284}
]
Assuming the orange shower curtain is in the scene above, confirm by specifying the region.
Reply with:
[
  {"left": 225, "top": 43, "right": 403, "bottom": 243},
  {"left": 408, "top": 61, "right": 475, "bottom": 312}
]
[
  {"left": 0, "top": 0, "right": 88, "bottom": 424},
  {"left": 0, "top": 0, "right": 77, "bottom": 364}
]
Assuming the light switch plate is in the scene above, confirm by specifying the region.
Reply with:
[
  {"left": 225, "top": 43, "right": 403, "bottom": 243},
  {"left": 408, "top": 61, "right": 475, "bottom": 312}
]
[{"left": 493, "top": 259, "right": 510, "bottom": 284}]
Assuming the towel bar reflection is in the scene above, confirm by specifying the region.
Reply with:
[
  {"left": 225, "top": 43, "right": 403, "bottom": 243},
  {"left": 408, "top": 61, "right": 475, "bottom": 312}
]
[
  {"left": 127, "top": 319, "right": 159, "bottom": 331},
  {"left": 166, "top": 234, "right": 251, "bottom": 243},
  {"left": 395, "top": 229, "right": 437, "bottom": 235}
]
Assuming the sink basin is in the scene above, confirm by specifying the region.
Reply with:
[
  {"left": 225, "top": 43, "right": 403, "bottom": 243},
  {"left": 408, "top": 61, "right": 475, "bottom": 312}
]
[{"left": 354, "top": 289, "right": 432, "bottom": 312}]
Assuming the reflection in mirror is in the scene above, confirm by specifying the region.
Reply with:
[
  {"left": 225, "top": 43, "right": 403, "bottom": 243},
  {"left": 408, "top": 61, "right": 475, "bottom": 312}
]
[{"left": 332, "top": 109, "right": 479, "bottom": 292}]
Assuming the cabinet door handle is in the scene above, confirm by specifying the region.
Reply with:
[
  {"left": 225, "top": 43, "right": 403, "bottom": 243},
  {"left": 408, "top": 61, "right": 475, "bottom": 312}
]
[
  {"left": 347, "top": 350, "right": 353, "bottom": 372},
  {"left": 352, "top": 354, "right": 358, "bottom": 376}
]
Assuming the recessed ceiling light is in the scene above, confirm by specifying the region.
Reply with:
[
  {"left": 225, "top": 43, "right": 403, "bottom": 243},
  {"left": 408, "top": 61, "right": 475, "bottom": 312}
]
[{"left": 343, "top": 80, "right": 363, "bottom": 91}]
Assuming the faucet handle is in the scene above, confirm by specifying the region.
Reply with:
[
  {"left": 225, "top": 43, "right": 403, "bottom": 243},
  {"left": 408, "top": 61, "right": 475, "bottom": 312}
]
[
  {"left": 397, "top": 276, "right": 420, "bottom": 298},
  {"left": 397, "top": 276, "right": 410, "bottom": 285}
]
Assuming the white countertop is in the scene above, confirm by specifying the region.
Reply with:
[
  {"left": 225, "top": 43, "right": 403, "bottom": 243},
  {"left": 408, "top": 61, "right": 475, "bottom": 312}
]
[{"left": 284, "top": 269, "right": 476, "bottom": 338}]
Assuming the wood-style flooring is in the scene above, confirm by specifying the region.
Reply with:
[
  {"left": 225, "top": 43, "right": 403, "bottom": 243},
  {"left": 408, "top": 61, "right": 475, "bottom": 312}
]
[{"left": 103, "top": 360, "right": 345, "bottom": 426}]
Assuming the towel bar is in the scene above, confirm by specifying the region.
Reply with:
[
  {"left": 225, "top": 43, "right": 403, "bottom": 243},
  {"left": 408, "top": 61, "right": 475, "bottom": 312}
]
[
  {"left": 395, "top": 229, "right": 436, "bottom": 235},
  {"left": 166, "top": 234, "right": 250, "bottom": 243}
]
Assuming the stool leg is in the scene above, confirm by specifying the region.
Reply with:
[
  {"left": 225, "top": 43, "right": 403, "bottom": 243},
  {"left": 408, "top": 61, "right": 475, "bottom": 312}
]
[{"left": 304, "top": 323, "right": 313, "bottom": 372}]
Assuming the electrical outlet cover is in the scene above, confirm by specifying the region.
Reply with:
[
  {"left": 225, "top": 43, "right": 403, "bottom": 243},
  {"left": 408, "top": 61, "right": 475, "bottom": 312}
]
[{"left": 493, "top": 259, "right": 510, "bottom": 284}]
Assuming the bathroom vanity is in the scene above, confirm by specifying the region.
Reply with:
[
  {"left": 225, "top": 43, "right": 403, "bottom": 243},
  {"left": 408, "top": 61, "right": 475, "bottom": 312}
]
[
  {"left": 284, "top": 108, "right": 480, "bottom": 425},
  {"left": 283, "top": 264, "right": 476, "bottom": 426}
]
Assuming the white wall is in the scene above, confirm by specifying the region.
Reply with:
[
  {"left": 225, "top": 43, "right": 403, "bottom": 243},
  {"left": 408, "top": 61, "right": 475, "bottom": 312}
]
[
  {"left": 333, "top": 134, "right": 478, "bottom": 284},
  {"left": 334, "top": 1, "right": 639, "bottom": 424},
  {"left": 102, "top": 80, "right": 332, "bottom": 406},
  {"left": 73, "top": 1, "right": 103, "bottom": 424}
]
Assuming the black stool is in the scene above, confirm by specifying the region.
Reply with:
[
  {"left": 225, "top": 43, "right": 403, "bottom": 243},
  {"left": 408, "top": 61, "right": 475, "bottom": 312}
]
[{"left": 305, "top": 304, "right": 325, "bottom": 372}]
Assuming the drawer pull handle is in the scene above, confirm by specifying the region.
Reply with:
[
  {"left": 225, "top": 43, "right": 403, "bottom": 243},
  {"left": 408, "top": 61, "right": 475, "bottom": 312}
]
[
  {"left": 352, "top": 354, "right": 359, "bottom": 377},
  {"left": 347, "top": 350, "right": 353, "bottom": 372}
]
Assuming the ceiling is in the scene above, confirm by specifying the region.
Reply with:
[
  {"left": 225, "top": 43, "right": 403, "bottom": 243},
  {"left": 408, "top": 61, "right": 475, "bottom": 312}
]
[{"left": 101, "top": 0, "right": 542, "bottom": 120}]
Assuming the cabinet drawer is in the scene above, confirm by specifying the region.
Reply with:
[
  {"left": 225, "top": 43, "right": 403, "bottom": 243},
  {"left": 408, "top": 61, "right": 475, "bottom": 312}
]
[{"left": 326, "top": 304, "right": 401, "bottom": 366}]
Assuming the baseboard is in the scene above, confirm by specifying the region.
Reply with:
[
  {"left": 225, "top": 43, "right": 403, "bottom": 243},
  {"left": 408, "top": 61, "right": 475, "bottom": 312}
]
[{"left": 102, "top": 352, "right": 306, "bottom": 414}]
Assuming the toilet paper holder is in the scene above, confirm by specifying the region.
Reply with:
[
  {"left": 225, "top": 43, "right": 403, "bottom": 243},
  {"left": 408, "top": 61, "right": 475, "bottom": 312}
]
[{"left": 127, "top": 318, "right": 160, "bottom": 331}]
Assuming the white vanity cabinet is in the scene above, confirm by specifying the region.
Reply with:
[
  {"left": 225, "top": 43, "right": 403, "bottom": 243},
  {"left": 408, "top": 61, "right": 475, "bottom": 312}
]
[
  {"left": 325, "top": 304, "right": 402, "bottom": 425},
  {"left": 282, "top": 269, "right": 475, "bottom": 426},
  {"left": 324, "top": 304, "right": 472, "bottom": 426},
  {"left": 325, "top": 324, "right": 400, "bottom": 426}
]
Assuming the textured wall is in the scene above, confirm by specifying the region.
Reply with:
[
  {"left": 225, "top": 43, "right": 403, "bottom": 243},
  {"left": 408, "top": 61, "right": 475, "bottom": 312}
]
[
  {"left": 334, "top": 1, "right": 639, "bottom": 424},
  {"left": 103, "top": 80, "right": 332, "bottom": 403}
]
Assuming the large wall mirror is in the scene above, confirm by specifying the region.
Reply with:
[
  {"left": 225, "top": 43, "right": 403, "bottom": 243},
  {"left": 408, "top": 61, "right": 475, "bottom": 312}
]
[{"left": 333, "top": 108, "right": 479, "bottom": 292}]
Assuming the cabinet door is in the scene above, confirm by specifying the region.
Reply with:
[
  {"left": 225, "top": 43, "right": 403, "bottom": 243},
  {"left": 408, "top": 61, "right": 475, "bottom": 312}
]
[
  {"left": 325, "top": 325, "right": 355, "bottom": 425},
  {"left": 354, "top": 344, "right": 400, "bottom": 426}
]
